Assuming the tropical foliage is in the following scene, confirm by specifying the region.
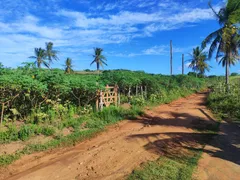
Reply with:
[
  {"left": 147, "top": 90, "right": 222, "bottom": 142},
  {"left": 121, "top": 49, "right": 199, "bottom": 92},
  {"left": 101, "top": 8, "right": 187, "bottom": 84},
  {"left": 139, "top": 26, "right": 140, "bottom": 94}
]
[
  {"left": 0, "top": 67, "right": 205, "bottom": 126},
  {"left": 208, "top": 77, "right": 240, "bottom": 122},
  {"left": 188, "top": 47, "right": 211, "bottom": 76},
  {"left": 29, "top": 42, "right": 58, "bottom": 69},
  {"left": 29, "top": 48, "right": 49, "bottom": 68},
  {"left": 45, "top": 42, "right": 59, "bottom": 63},
  {"left": 90, "top": 48, "right": 107, "bottom": 71},
  {"left": 202, "top": 0, "right": 240, "bottom": 85},
  {"left": 65, "top": 58, "right": 74, "bottom": 74}
]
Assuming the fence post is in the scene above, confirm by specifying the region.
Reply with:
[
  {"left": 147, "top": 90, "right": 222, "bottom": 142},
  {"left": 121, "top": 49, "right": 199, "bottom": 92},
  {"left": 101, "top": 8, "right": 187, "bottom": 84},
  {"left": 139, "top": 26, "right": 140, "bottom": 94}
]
[
  {"left": 99, "top": 90, "right": 103, "bottom": 111},
  {"left": 96, "top": 90, "right": 99, "bottom": 112},
  {"left": 1, "top": 103, "right": 5, "bottom": 125},
  {"left": 114, "top": 85, "right": 118, "bottom": 106}
]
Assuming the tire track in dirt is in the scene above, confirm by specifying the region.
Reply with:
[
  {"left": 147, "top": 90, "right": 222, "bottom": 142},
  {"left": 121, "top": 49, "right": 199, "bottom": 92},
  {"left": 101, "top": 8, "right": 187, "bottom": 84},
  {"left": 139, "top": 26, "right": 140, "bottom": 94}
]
[{"left": 0, "top": 92, "right": 215, "bottom": 180}]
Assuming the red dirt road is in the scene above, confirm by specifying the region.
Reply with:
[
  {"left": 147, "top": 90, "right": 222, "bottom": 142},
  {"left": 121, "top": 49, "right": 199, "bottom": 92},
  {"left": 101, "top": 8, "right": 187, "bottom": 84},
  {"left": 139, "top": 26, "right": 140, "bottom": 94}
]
[
  {"left": 0, "top": 92, "right": 217, "bottom": 180},
  {"left": 194, "top": 121, "right": 240, "bottom": 180}
]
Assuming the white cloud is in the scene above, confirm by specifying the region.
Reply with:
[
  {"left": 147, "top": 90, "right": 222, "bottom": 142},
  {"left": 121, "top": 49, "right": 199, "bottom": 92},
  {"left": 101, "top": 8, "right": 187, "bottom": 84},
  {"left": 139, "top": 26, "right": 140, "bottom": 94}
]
[
  {"left": 0, "top": 0, "right": 220, "bottom": 68},
  {"left": 143, "top": 45, "right": 169, "bottom": 55}
]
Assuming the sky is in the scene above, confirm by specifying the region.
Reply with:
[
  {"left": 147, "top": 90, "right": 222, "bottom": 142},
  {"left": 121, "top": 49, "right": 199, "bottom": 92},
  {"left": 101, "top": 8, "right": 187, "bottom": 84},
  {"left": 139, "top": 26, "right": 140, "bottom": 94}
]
[{"left": 0, "top": 0, "right": 239, "bottom": 75}]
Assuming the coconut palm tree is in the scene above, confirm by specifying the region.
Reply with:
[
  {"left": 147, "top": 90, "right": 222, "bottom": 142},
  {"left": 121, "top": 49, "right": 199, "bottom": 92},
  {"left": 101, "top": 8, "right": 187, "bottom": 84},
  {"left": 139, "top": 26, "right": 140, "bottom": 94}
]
[
  {"left": 202, "top": 0, "right": 240, "bottom": 85},
  {"left": 188, "top": 47, "right": 210, "bottom": 77},
  {"left": 217, "top": 25, "right": 240, "bottom": 87},
  {"left": 29, "top": 48, "right": 49, "bottom": 68},
  {"left": 65, "top": 58, "right": 73, "bottom": 74},
  {"left": 45, "top": 42, "right": 58, "bottom": 63},
  {"left": 90, "top": 48, "right": 107, "bottom": 72}
]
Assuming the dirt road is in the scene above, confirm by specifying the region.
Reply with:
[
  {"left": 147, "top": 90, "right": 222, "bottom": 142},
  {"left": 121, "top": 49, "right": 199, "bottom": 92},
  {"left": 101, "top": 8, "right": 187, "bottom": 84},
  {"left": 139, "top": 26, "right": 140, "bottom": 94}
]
[
  {"left": 195, "top": 121, "right": 240, "bottom": 180},
  {"left": 0, "top": 92, "right": 218, "bottom": 180}
]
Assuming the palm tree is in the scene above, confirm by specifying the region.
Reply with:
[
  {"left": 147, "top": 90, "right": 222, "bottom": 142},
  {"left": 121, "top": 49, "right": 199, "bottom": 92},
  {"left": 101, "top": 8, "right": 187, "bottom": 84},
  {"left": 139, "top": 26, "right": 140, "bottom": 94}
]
[
  {"left": 45, "top": 42, "right": 58, "bottom": 63},
  {"left": 188, "top": 47, "right": 210, "bottom": 77},
  {"left": 217, "top": 25, "right": 240, "bottom": 87},
  {"left": 202, "top": 0, "right": 240, "bottom": 85},
  {"left": 90, "top": 48, "right": 107, "bottom": 72},
  {"left": 65, "top": 58, "right": 73, "bottom": 74},
  {"left": 29, "top": 48, "right": 49, "bottom": 68}
]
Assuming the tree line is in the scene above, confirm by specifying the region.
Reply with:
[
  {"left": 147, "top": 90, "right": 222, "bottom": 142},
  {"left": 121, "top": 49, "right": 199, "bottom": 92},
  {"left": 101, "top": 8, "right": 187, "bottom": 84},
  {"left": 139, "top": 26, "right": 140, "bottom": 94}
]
[{"left": 28, "top": 44, "right": 107, "bottom": 74}]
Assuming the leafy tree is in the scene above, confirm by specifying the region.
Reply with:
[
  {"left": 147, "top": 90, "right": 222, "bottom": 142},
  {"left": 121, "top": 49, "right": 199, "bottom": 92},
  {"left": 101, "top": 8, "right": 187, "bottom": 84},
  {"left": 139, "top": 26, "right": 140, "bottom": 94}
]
[
  {"left": 90, "top": 48, "right": 107, "bottom": 71},
  {"left": 29, "top": 48, "right": 49, "bottom": 68},
  {"left": 65, "top": 58, "right": 73, "bottom": 74},
  {"left": 45, "top": 42, "right": 59, "bottom": 63},
  {"left": 188, "top": 47, "right": 210, "bottom": 77},
  {"left": 202, "top": 0, "right": 240, "bottom": 86}
]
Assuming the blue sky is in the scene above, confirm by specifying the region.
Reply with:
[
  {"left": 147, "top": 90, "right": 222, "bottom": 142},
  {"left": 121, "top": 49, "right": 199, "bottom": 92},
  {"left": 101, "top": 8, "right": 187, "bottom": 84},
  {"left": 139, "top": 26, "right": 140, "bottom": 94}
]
[{"left": 0, "top": 0, "right": 239, "bottom": 75}]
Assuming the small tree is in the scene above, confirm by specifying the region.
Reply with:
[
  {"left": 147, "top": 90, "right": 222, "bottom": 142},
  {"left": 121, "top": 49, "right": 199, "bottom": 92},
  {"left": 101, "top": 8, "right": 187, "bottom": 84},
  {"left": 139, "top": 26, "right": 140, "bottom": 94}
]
[
  {"left": 90, "top": 48, "right": 107, "bottom": 72},
  {"left": 45, "top": 42, "right": 59, "bottom": 63},
  {"left": 188, "top": 47, "right": 211, "bottom": 77},
  {"left": 29, "top": 48, "right": 49, "bottom": 68},
  {"left": 29, "top": 42, "right": 59, "bottom": 69},
  {"left": 65, "top": 58, "right": 73, "bottom": 74}
]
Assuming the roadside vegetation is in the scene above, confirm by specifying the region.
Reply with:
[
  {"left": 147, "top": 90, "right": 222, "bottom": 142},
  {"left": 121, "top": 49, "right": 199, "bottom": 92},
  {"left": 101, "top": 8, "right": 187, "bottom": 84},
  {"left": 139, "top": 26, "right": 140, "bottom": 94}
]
[
  {"left": 128, "top": 150, "right": 202, "bottom": 180},
  {"left": 208, "top": 75, "right": 240, "bottom": 122},
  {"left": 0, "top": 66, "right": 206, "bottom": 166},
  {"left": 0, "top": 1, "right": 239, "bottom": 179}
]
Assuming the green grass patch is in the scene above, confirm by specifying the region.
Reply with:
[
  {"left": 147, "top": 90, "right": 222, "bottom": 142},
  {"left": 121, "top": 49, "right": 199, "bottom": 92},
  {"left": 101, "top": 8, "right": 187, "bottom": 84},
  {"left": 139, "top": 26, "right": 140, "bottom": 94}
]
[
  {"left": 128, "top": 150, "right": 202, "bottom": 180},
  {"left": 128, "top": 151, "right": 202, "bottom": 180}
]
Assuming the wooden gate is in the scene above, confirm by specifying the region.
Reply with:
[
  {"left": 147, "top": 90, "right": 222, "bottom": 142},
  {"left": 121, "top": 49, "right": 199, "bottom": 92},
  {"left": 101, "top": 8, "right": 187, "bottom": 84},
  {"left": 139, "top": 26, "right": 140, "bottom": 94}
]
[{"left": 96, "top": 85, "right": 119, "bottom": 111}]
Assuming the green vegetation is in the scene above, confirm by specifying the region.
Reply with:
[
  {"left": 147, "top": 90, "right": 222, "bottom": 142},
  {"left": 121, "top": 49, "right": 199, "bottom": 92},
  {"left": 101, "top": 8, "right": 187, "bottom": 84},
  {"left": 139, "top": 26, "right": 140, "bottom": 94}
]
[
  {"left": 90, "top": 47, "right": 107, "bottom": 71},
  {"left": 29, "top": 42, "right": 58, "bottom": 68},
  {"left": 0, "top": 66, "right": 206, "bottom": 166},
  {"left": 188, "top": 46, "right": 211, "bottom": 77},
  {"left": 128, "top": 150, "right": 202, "bottom": 180},
  {"left": 202, "top": 0, "right": 240, "bottom": 87},
  {"left": 65, "top": 58, "right": 74, "bottom": 74},
  {"left": 208, "top": 79, "right": 240, "bottom": 122},
  {"left": 0, "top": 68, "right": 205, "bottom": 127}
]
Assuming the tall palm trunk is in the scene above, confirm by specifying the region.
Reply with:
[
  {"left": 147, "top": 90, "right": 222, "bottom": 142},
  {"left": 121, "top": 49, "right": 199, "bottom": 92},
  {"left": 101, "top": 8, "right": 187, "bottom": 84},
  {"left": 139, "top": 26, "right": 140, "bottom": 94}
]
[
  {"left": 226, "top": 53, "right": 230, "bottom": 91},
  {"left": 37, "top": 59, "right": 41, "bottom": 68},
  {"left": 97, "top": 62, "right": 99, "bottom": 71}
]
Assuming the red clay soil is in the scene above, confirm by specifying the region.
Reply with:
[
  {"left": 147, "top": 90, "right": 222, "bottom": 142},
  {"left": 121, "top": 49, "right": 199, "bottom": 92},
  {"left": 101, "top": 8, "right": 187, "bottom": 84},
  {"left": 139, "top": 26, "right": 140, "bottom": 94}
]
[{"left": 0, "top": 92, "right": 224, "bottom": 180}]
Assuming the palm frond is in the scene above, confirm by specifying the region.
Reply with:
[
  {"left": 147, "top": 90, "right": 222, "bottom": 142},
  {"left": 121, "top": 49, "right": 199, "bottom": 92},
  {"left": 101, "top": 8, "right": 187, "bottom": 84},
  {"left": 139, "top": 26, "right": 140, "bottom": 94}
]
[
  {"left": 208, "top": 34, "right": 221, "bottom": 59},
  {"left": 202, "top": 28, "right": 222, "bottom": 49}
]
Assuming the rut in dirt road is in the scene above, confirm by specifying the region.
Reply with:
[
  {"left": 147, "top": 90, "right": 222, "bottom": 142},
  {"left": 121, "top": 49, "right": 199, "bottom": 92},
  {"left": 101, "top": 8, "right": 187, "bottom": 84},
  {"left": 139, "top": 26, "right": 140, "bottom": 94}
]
[{"left": 0, "top": 92, "right": 216, "bottom": 180}]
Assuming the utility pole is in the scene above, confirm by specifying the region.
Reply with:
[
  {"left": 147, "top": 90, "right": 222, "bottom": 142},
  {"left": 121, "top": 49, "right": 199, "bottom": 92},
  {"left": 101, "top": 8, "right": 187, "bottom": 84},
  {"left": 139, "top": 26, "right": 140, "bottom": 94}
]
[
  {"left": 182, "top": 54, "right": 184, "bottom": 75},
  {"left": 170, "top": 40, "right": 173, "bottom": 75}
]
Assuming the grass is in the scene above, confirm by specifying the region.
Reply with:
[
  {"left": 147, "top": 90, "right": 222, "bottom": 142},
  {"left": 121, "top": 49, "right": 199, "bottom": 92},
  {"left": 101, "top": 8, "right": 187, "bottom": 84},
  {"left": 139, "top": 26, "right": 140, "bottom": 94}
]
[{"left": 128, "top": 150, "right": 202, "bottom": 180}]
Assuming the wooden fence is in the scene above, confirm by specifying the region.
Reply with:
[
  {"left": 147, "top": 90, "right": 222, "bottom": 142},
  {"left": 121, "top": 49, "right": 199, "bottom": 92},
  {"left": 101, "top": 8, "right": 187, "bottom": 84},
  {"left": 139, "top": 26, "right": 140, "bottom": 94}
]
[{"left": 96, "top": 85, "right": 119, "bottom": 111}]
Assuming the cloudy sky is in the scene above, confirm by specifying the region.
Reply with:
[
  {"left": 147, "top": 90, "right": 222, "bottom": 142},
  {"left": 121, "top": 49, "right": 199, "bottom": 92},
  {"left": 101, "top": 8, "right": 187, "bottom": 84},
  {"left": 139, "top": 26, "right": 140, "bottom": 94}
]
[{"left": 0, "top": 0, "right": 239, "bottom": 75}]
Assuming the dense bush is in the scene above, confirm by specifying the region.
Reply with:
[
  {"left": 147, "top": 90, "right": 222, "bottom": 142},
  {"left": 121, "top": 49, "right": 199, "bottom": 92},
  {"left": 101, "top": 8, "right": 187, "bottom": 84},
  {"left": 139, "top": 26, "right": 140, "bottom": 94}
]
[
  {"left": 0, "top": 68, "right": 205, "bottom": 124},
  {"left": 208, "top": 81, "right": 240, "bottom": 121},
  {"left": 0, "top": 67, "right": 207, "bottom": 145}
]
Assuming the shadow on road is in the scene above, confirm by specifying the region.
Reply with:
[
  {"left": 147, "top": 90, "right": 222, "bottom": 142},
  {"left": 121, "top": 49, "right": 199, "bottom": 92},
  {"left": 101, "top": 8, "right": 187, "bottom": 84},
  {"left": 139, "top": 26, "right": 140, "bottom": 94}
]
[{"left": 127, "top": 112, "right": 240, "bottom": 166}]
